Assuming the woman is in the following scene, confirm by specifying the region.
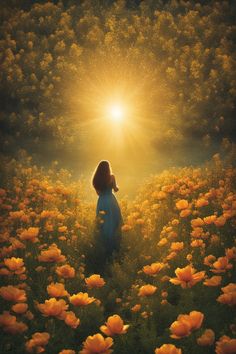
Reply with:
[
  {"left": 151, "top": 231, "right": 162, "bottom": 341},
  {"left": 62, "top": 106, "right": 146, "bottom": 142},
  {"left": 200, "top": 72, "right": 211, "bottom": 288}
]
[{"left": 92, "top": 160, "right": 123, "bottom": 257}]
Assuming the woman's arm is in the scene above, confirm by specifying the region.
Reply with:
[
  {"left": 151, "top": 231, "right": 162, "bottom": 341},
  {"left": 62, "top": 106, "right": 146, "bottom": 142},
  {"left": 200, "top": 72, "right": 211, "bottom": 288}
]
[{"left": 111, "top": 174, "right": 119, "bottom": 192}]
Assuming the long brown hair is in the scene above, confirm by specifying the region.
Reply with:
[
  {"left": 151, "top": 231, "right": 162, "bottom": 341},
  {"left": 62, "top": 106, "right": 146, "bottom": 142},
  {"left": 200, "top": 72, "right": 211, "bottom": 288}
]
[{"left": 92, "top": 160, "right": 112, "bottom": 192}]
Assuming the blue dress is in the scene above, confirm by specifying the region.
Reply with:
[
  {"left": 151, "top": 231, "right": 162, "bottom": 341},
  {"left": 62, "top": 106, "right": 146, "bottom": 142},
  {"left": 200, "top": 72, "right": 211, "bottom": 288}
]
[{"left": 96, "top": 185, "right": 123, "bottom": 255}]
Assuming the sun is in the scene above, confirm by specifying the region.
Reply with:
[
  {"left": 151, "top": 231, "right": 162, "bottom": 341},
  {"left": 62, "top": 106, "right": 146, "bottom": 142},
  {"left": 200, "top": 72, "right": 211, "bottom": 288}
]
[{"left": 108, "top": 103, "right": 124, "bottom": 122}]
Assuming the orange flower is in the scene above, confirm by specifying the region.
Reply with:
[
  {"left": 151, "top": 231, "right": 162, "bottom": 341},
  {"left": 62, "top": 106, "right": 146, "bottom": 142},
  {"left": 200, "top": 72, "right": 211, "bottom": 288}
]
[
  {"left": 170, "top": 265, "right": 205, "bottom": 288},
  {"left": 37, "top": 298, "right": 68, "bottom": 318},
  {"left": 176, "top": 199, "right": 189, "bottom": 210},
  {"left": 0, "top": 285, "right": 26, "bottom": 302},
  {"left": 170, "top": 242, "right": 184, "bottom": 252},
  {"left": 203, "top": 276, "right": 222, "bottom": 287},
  {"left": 217, "top": 283, "right": 236, "bottom": 306},
  {"left": 19, "top": 227, "right": 39, "bottom": 242},
  {"left": 191, "top": 218, "right": 204, "bottom": 228},
  {"left": 225, "top": 247, "right": 236, "bottom": 260},
  {"left": 191, "top": 239, "right": 205, "bottom": 248},
  {"left": 190, "top": 227, "right": 204, "bottom": 238},
  {"left": 79, "top": 333, "right": 113, "bottom": 354},
  {"left": 215, "top": 335, "right": 236, "bottom": 354},
  {"left": 121, "top": 224, "right": 132, "bottom": 231},
  {"left": 143, "top": 262, "right": 165, "bottom": 275},
  {"left": 203, "top": 215, "right": 217, "bottom": 224},
  {"left": 56, "top": 264, "right": 75, "bottom": 278},
  {"left": 85, "top": 274, "right": 105, "bottom": 288},
  {"left": 214, "top": 216, "right": 227, "bottom": 227},
  {"left": 47, "top": 282, "right": 69, "bottom": 297},
  {"left": 156, "top": 191, "right": 167, "bottom": 200},
  {"left": 195, "top": 198, "right": 209, "bottom": 208},
  {"left": 0, "top": 311, "right": 17, "bottom": 327},
  {"left": 11, "top": 303, "right": 28, "bottom": 314},
  {"left": 38, "top": 243, "right": 66, "bottom": 263},
  {"left": 171, "top": 219, "right": 180, "bottom": 226},
  {"left": 204, "top": 255, "right": 216, "bottom": 266},
  {"left": 69, "top": 292, "right": 95, "bottom": 306},
  {"left": 138, "top": 284, "right": 157, "bottom": 296},
  {"left": 180, "top": 209, "right": 191, "bottom": 217},
  {"left": 210, "top": 257, "right": 233, "bottom": 273},
  {"left": 4, "top": 257, "right": 25, "bottom": 274},
  {"left": 131, "top": 304, "right": 141, "bottom": 312},
  {"left": 158, "top": 238, "right": 168, "bottom": 246},
  {"left": 100, "top": 315, "right": 129, "bottom": 336},
  {"left": 2, "top": 320, "right": 28, "bottom": 334},
  {"left": 25, "top": 332, "right": 50, "bottom": 353},
  {"left": 170, "top": 311, "right": 204, "bottom": 338},
  {"left": 170, "top": 320, "right": 191, "bottom": 339},
  {"left": 155, "top": 344, "right": 182, "bottom": 354},
  {"left": 59, "top": 350, "right": 76, "bottom": 354},
  {"left": 197, "top": 329, "right": 215, "bottom": 346},
  {"left": 64, "top": 311, "right": 80, "bottom": 328},
  {"left": 58, "top": 226, "right": 68, "bottom": 232},
  {"left": 185, "top": 311, "right": 204, "bottom": 330}
]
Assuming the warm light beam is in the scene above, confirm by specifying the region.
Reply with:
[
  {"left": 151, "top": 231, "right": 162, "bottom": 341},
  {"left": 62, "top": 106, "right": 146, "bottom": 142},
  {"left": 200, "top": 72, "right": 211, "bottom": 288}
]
[{"left": 109, "top": 104, "right": 124, "bottom": 122}]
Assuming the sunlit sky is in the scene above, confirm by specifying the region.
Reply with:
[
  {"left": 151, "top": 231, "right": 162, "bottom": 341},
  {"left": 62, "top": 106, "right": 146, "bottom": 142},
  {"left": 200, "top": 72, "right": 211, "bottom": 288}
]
[{"left": 65, "top": 55, "right": 165, "bottom": 200}]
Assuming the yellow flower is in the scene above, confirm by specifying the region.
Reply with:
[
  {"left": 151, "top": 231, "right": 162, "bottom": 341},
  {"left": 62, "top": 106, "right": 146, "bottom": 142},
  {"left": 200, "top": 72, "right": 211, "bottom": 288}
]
[
  {"left": 0, "top": 285, "right": 26, "bottom": 302},
  {"left": 100, "top": 315, "right": 129, "bottom": 336},
  {"left": 69, "top": 292, "right": 95, "bottom": 306},
  {"left": 197, "top": 329, "right": 215, "bottom": 346},
  {"left": 143, "top": 262, "right": 165, "bottom": 275},
  {"left": 170, "top": 265, "right": 205, "bottom": 288},
  {"left": 215, "top": 335, "right": 236, "bottom": 354},
  {"left": 79, "top": 333, "right": 113, "bottom": 354},
  {"left": 85, "top": 274, "right": 105, "bottom": 288},
  {"left": 47, "top": 282, "right": 69, "bottom": 297},
  {"left": 38, "top": 243, "right": 66, "bottom": 263},
  {"left": 203, "top": 276, "right": 222, "bottom": 287},
  {"left": 155, "top": 344, "right": 182, "bottom": 354},
  {"left": 138, "top": 284, "right": 157, "bottom": 296},
  {"left": 37, "top": 298, "right": 68, "bottom": 318},
  {"left": 56, "top": 264, "right": 75, "bottom": 278}
]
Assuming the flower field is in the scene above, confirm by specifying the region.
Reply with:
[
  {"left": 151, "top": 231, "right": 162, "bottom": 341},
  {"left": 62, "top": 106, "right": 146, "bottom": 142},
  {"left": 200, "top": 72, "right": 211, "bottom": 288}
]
[{"left": 0, "top": 153, "right": 236, "bottom": 354}]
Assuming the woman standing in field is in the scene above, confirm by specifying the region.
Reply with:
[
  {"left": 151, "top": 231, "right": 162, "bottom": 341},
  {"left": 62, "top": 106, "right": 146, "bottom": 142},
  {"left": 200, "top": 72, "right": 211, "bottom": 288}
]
[{"left": 92, "top": 160, "right": 123, "bottom": 257}]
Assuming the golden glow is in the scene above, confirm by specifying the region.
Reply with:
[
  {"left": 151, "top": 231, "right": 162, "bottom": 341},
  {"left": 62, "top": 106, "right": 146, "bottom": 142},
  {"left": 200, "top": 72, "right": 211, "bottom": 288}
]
[
  {"left": 108, "top": 103, "right": 124, "bottom": 122},
  {"left": 67, "top": 54, "right": 165, "bottom": 197}
]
